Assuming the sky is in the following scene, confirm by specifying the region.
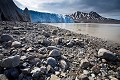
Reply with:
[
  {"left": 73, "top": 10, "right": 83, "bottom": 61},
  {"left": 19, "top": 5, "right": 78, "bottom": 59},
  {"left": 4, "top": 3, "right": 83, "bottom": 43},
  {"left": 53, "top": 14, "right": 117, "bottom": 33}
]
[{"left": 13, "top": 0, "right": 120, "bottom": 20}]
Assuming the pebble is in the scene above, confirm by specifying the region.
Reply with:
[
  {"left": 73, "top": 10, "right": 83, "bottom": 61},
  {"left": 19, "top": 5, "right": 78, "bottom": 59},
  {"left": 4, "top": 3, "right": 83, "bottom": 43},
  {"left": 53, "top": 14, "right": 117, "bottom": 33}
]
[
  {"left": 40, "top": 66, "right": 47, "bottom": 73},
  {"left": 47, "top": 57, "right": 57, "bottom": 67},
  {"left": 52, "top": 29, "right": 58, "bottom": 35},
  {"left": 41, "top": 39, "right": 51, "bottom": 46},
  {"left": 50, "top": 75, "right": 60, "bottom": 80},
  {"left": 42, "top": 31, "right": 50, "bottom": 37},
  {"left": 83, "top": 70, "right": 89, "bottom": 75},
  {"left": 22, "top": 68, "right": 31, "bottom": 74},
  {"left": 66, "top": 41, "right": 74, "bottom": 47},
  {"left": 54, "top": 37, "right": 63, "bottom": 45},
  {"left": 38, "top": 47, "right": 47, "bottom": 54},
  {"left": 12, "top": 41, "right": 22, "bottom": 48},
  {"left": 80, "top": 59, "right": 92, "bottom": 69},
  {"left": 49, "top": 49, "right": 61, "bottom": 57},
  {"left": 60, "top": 60, "right": 68, "bottom": 70}
]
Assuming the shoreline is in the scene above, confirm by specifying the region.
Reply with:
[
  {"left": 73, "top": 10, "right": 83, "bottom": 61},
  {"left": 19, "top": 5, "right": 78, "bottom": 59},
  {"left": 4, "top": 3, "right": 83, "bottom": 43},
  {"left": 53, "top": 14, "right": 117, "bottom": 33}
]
[{"left": 0, "top": 21, "right": 120, "bottom": 80}]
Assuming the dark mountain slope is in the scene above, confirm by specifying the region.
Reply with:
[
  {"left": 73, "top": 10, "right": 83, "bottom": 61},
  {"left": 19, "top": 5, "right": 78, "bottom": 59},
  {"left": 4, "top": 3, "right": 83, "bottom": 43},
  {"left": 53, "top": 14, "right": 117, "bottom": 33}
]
[{"left": 0, "top": 0, "right": 31, "bottom": 22}]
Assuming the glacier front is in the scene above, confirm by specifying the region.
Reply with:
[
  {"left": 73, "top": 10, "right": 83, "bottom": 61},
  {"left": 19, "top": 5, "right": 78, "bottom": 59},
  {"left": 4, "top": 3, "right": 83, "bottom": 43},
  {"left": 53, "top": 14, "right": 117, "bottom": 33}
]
[{"left": 29, "top": 10, "right": 74, "bottom": 23}]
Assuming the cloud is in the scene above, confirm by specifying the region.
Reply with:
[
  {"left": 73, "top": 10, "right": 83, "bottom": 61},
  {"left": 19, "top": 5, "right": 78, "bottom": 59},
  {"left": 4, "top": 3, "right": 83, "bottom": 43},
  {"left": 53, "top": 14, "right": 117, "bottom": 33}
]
[{"left": 13, "top": 0, "right": 120, "bottom": 19}]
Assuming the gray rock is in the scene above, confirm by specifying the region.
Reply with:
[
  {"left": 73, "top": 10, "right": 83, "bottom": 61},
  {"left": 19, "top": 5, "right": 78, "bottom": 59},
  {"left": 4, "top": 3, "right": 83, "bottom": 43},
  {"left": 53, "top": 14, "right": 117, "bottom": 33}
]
[
  {"left": 0, "top": 74, "right": 8, "bottom": 80},
  {"left": 50, "top": 75, "right": 60, "bottom": 80},
  {"left": 47, "top": 57, "right": 57, "bottom": 67},
  {"left": 4, "top": 68, "right": 19, "bottom": 79},
  {"left": 22, "top": 68, "right": 31, "bottom": 74},
  {"left": 47, "top": 65, "right": 55, "bottom": 73},
  {"left": 40, "top": 66, "right": 47, "bottom": 73},
  {"left": 80, "top": 59, "right": 92, "bottom": 69},
  {"left": 91, "top": 65, "right": 100, "bottom": 74},
  {"left": 60, "top": 60, "right": 68, "bottom": 70},
  {"left": 20, "top": 56, "right": 27, "bottom": 60},
  {"left": 12, "top": 41, "right": 22, "bottom": 48},
  {"left": 1, "top": 55, "right": 20, "bottom": 68},
  {"left": 83, "top": 70, "right": 89, "bottom": 75},
  {"left": 41, "top": 39, "right": 51, "bottom": 46},
  {"left": 52, "top": 29, "right": 58, "bottom": 35},
  {"left": 98, "top": 48, "right": 117, "bottom": 61},
  {"left": 54, "top": 37, "right": 63, "bottom": 44},
  {"left": 66, "top": 41, "right": 74, "bottom": 47},
  {"left": 49, "top": 49, "right": 61, "bottom": 57},
  {"left": 38, "top": 47, "right": 47, "bottom": 54},
  {"left": 42, "top": 31, "right": 50, "bottom": 37},
  {"left": 31, "top": 67, "right": 41, "bottom": 78},
  {"left": 0, "top": 34, "right": 13, "bottom": 42}
]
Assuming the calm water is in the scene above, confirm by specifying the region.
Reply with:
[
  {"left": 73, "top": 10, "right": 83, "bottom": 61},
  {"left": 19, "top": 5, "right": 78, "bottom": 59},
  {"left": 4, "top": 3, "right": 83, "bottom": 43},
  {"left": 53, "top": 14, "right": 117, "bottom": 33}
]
[{"left": 45, "top": 23, "right": 120, "bottom": 43}]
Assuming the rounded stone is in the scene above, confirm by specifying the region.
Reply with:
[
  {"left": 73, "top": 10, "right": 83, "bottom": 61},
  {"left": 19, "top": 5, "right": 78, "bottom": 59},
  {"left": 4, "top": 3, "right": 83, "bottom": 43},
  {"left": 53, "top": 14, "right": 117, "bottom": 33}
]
[
  {"left": 12, "top": 41, "right": 22, "bottom": 48},
  {"left": 0, "top": 34, "right": 13, "bottom": 42},
  {"left": 47, "top": 57, "right": 57, "bottom": 67},
  {"left": 49, "top": 49, "right": 61, "bottom": 57}
]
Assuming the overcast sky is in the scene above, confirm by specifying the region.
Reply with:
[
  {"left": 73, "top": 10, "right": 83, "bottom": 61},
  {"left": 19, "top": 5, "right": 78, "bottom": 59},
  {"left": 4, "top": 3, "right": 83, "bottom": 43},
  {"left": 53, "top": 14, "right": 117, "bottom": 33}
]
[{"left": 13, "top": 0, "right": 120, "bottom": 20}]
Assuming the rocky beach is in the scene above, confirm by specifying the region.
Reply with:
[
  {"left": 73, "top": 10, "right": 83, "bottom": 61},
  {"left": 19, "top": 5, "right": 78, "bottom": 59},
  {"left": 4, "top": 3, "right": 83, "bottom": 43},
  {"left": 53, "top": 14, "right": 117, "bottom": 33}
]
[{"left": 0, "top": 21, "right": 119, "bottom": 80}]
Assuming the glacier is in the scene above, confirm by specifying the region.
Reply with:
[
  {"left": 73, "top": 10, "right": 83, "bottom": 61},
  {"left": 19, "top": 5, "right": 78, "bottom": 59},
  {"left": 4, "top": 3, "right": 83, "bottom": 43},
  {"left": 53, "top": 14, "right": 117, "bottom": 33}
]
[
  {"left": 29, "top": 10, "right": 74, "bottom": 23},
  {"left": 18, "top": 9, "right": 74, "bottom": 23}
]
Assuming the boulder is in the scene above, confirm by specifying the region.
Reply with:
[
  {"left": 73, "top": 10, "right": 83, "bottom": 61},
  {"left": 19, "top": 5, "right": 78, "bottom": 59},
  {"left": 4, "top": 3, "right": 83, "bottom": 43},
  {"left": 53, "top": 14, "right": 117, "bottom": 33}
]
[
  {"left": 0, "top": 34, "right": 13, "bottom": 42},
  {"left": 1, "top": 55, "right": 20, "bottom": 68},
  {"left": 98, "top": 48, "right": 117, "bottom": 61}
]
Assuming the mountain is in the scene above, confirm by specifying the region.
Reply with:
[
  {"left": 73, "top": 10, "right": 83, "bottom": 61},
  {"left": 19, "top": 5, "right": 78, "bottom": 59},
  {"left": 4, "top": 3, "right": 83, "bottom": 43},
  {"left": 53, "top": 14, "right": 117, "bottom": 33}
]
[
  {"left": 67, "top": 11, "right": 120, "bottom": 24},
  {"left": 28, "top": 10, "right": 74, "bottom": 23},
  {"left": 0, "top": 0, "right": 31, "bottom": 22}
]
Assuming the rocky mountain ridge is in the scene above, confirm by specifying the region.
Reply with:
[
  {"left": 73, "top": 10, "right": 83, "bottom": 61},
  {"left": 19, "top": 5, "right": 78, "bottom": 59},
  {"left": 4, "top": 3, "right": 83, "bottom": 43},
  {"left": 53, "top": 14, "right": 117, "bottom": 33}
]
[{"left": 67, "top": 11, "right": 120, "bottom": 23}]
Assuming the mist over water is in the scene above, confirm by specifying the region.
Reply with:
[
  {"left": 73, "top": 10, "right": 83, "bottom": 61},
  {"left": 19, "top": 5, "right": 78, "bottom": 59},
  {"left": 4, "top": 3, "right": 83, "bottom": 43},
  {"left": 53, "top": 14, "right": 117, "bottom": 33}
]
[{"left": 45, "top": 23, "right": 120, "bottom": 43}]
